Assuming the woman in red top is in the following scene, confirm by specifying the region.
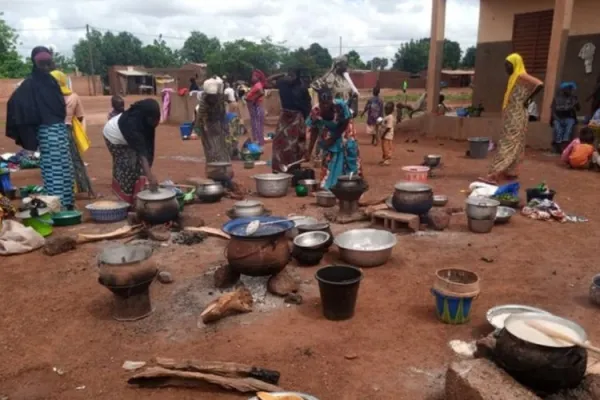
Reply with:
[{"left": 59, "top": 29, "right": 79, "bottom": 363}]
[{"left": 245, "top": 69, "right": 266, "bottom": 145}]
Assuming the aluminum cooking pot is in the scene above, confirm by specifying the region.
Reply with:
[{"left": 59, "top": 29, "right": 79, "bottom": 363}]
[{"left": 465, "top": 196, "right": 499, "bottom": 220}]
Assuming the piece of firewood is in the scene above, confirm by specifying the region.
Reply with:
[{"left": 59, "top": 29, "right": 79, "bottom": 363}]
[
  {"left": 200, "top": 286, "right": 253, "bottom": 323},
  {"left": 359, "top": 195, "right": 388, "bottom": 207},
  {"left": 154, "top": 358, "right": 280, "bottom": 384},
  {"left": 184, "top": 226, "right": 230, "bottom": 240},
  {"left": 44, "top": 225, "right": 140, "bottom": 256},
  {"left": 128, "top": 366, "right": 282, "bottom": 393}
]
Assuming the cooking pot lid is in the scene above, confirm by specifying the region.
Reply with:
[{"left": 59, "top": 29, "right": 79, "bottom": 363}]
[
  {"left": 222, "top": 216, "right": 294, "bottom": 238},
  {"left": 136, "top": 188, "right": 176, "bottom": 201},
  {"left": 393, "top": 181, "right": 432, "bottom": 192},
  {"left": 504, "top": 312, "right": 587, "bottom": 348},
  {"left": 234, "top": 200, "right": 263, "bottom": 208},
  {"left": 465, "top": 196, "right": 500, "bottom": 207}
]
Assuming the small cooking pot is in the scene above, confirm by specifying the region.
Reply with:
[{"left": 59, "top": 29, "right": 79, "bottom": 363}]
[
  {"left": 206, "top": 162, "right": 234, "bottom": 181},
  {"left": 135, "top": 188, "right": 180, "bottom": 225},
  {"left": 465, "top": 196, "right": 499, "bottom": 220},
  {"left": 196, "top": 181, "right": 225, "bottom": 203},
  {"left": 233, "top": 200, "right": 265, "bottom": 218}
]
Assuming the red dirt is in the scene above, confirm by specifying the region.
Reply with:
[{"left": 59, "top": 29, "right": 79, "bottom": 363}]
[{"left": 0, "top": 95, "right": 599, "bottom": 400}]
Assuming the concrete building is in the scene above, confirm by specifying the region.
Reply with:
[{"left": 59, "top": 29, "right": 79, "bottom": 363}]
[{"left": 419, "top": 0, "right": 598, "bottom": 149}]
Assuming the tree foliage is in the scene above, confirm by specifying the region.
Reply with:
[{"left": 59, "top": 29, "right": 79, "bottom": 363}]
[
  {"left": 365, "top": 57, "right": 388, "bottom": 71},
  {"left": 461, "top": 46, "right": 476, "bottom": 68},
  {"left": 392, "top": 38, "right": 463, "bottom": 73},
  {"left": 181, "top": 31, "right": 221, "bottom": 63},
  {"left": 345, "top": 50, "right": 365, "bottom": 69},
  {"left": 282, "top": 43, "right": 333, "bottom": 78},
  {"left": 0, "top": 13, "right": 30, "bottom": 78}
]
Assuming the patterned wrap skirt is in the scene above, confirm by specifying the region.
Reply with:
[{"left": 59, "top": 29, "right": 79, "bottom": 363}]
[
  {"left": 271, "top": 109, "right": 306, "bottom": 172},
  {"left": 104, "top": 139, "right": 147, "bottom": 205},
  {"left": 38, "top": 123, "right": 75, "bottom": 208}
]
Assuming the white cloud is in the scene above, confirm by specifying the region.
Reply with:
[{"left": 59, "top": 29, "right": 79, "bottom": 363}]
[{"left": 5, "top": 0, "right": 479, "bottom": 63}]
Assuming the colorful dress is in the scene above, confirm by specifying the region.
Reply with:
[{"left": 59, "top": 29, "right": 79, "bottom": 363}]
[
  {"left": 489, "top": 74, "right": 542, "bottom": 177},
  {"left": 194, "top": 94, "right": 231, "bottom": 163},
  {"left": 246, "top": 81, "right": 265, "bottom": 145},
  {"left": 306, "top": 99, "right": 362, "bottom": 190}
]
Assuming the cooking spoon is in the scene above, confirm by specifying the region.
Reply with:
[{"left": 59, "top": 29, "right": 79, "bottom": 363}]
[
  {"left": 280, "top": 159, "right": 306, "bottom": 173},
  {"left": 245, "top": 216, "right": 305, "bottom": 236},
  {"left": 526, "top": 320, "right": 600, "bottom": 355}
]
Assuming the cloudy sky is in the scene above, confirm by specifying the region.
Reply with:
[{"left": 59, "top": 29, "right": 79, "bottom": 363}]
[{"left": 5, "top": 0, "right": 479, "bottom": 62}]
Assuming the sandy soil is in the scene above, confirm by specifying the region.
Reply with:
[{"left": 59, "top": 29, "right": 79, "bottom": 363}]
[{"left": 0, "top": 95, "right": 598, "bottom": 400}]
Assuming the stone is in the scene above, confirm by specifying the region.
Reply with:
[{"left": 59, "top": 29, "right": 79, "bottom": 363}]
[
  {"left": 213, "top": 264, "right": 240, "bottom": 288},
  {"left": 179, "top": 212, "right": 205, "bottom": 228},
  {"left": 158, "top": 271, "right": 173, "bottom": 284},
  {"left": 284, "top": 293, "right": 303, "bottom": 305},
  {"left": 427, "top": 208, "right": 451, "bottom": 231},
  {"left": 267, "top": 270, "right": 299, "bottom": 296},
  {"left": 445, "top": 359, "right": 541, "bottom": 400}
]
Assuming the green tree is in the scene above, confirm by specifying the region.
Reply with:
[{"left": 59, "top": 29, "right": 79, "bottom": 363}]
[
  {"left": 181, "top": 31, "right": 221, "bottom": 63},
  {"left": 461, "top": 46, "right": 476, "bottom": 68},
  {"left": 0, "top": 13, "right": 30, "bottom": 78},
  {"left": 345, "top": 50, "right": 365, "bottom": 69},
  {"left": 306, "top": 43, "right": 332, "bottom": 70},
  {"left": 366, "top": 57, "right": 389, "bottom": 71},
  {"left": 142, "top": 35, "right": 180, "bottom": 68},
  {"left": 392, "top": 38, "right": 463, "bottom": 73},
  {"left": 282, "top": 47, "right": 320, "bottom": 77},
  {"left": 53, "top": 52, "right": 77, "bottom": 73}
]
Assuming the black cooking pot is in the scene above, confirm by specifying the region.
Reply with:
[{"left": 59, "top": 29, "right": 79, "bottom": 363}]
[{"left": 392, "top": 181, "right": 433, "bottom": 215}]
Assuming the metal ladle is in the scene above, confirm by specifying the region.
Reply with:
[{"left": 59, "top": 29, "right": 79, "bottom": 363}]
[
  {"left": 245, "top": 216, "right": 305, "bottom": 236},
  {"left": 280, "top": 159, "right": 306, "bottom": 173}
]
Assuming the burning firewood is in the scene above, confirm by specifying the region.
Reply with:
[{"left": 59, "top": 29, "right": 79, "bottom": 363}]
[{"left": 200, "top": 286, "right": 253, "bottom": 323}]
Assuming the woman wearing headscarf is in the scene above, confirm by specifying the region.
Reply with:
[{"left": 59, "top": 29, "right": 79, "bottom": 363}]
[
  {"left": 245, "top": 69, "right": 267, "bottom": 145},
  {"left": 50, "top": 70, "right": 95, "bottom": 198},
  {"left": 269, "top": 67, "right": 312, "bottom": 173},
  {"left": 312, "top": 55, "right": 360, "bottom": 117},
  {"left": 6, "top": 46, "right": 75, "bottom": 209},
  {"left": 551, "top": 82, "right": 580, "bottom": 153},
  {"left": 102, "top": 99, "right": 161, "bottom": 205},
  {"left": 193, "top": 78, "right": 231, "bottom": 163},
  {"left": 306, "top": 86, "right": 363, "bottom": 190},
  {"left": 480, "top": 53, "right": 543, "bottom": 184}
]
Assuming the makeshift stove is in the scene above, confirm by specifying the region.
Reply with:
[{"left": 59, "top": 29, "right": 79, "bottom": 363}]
[
  {"left": 97, "top": 244, "right": 158, "bottom": 321},
  {"left": 326, "top": 175, "right": 369, "bottom": 224}
]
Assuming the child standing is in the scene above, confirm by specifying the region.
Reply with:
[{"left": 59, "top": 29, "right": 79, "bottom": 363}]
[
  {"left": 379, "top": 102, "right": 395, "bottom": 166},
  {"left": 108, "top": 95, "right": 125, "bottom": 120},
  {"left": 361, "top": 86, "right": 383, "bottom": 145},
  {"left": 561, "top": 127, "right": 598, "bottom": 169}
]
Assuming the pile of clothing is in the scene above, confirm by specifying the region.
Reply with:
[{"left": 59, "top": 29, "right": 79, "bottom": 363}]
[
  {"left": 521, "top": 199, "right": 567, "bottom": 222},
  {"left": 0, "top": 150, "right": 40, "bottom": 171}
]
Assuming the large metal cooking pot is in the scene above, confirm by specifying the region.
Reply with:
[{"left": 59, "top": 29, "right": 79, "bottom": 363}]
[
  {"left": 253, "top": 173, "right": 293, "bottom": 198},
  {"left": 392, "top": 181, "right": 433, "bottom": 215},
  {"left": 206, "top": 162, "right": 234, "bottom": 181},
  {"left": 135, "top": 188, "right": 180, "bottom": 225},
  {"left": 196, "top": 180, "right": 225, "bottom": 203},
  {"left": 97, "top": 244, "right": 157, "bottom": 287},
  {"left": 465, "top": 196, "right": 499, "bottom": 220}
]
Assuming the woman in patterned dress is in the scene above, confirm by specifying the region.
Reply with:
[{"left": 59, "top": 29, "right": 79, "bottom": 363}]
[
  {"left": 480, "top": 53, "right": 543, "bottom": 185},
  {"left": 103, "top": 99, "right": 161, "bottom": 205},
  {"left": 306, "top": 87, "right": 363, "bottom": 190},
  {"left": 6, "top": 46, "right": 75, "bottom": 209},
  {"left": 245, "top": 70, "right": 267, "bottom": 145}
]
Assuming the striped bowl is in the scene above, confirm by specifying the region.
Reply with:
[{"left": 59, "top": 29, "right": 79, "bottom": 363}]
[{"left": 86, "top": 202, "right": 130, "bottom": 223}]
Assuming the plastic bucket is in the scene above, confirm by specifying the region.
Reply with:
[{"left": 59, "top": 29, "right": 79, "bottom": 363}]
[
  {"left": 315, "top": 265, "right": 363, "bottom": 321},
  {"left": 468, "top": 137, "right": 490, "bottom": 159},
  {"left": 179, "top": 122, "right": 193, "bottom": 139},
  {"left": 431, "top": 288, "right": 477, "bottom": 324},
  {"left": 23, "top": 214, "right": 53, "bottom": 237}
]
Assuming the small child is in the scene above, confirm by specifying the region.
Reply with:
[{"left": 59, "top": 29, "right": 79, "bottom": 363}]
[
  {"left": 108, "top": 95, "right": 125, "bottom": 120},
  {"left": 561, "top": 126, "right": 598, "bottom": 169},
  {"left": 379, "top": 102, "right": 395, "bottom": 166},
  {"left": 361, "top": 86, "right": 383, "bottom": 146}
]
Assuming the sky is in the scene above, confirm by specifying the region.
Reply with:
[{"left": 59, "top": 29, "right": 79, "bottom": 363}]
[{"left": 4, "top": 0, "right": 480, "bottom": 62}]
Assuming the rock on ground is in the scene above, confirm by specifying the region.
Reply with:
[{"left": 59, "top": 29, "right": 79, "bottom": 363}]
[
  {"left": 158, "top": 271, "right": 174, "bottom": 284},
  {"left": 445, "top": 359, "right": 541, "bottom": 400},
  {"left": 267, "top": 270, "right": 299, "bottom": 296},
  {"left": 213, "top": 264, "right": 240, "bottom": 288},
  {"left": 428, "top": 209, "right": 451, "bottom": 231}
]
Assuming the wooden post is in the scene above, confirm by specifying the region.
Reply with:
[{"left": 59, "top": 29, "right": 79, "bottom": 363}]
[
  {"left": 426, "top": 0, "right": 446, "bottom": 114},
  {"left": 540, "top": 0, "right": 574, "bottom": 124}
]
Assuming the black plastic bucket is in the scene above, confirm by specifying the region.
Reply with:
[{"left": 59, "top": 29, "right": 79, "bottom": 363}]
[{"left": 315, "top": 265, "right": 363, "bottom": 321}]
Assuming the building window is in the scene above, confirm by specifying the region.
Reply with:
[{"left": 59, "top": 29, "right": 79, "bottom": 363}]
[{"left": 512, "top": 9, "right": 554, "bottom": 74}]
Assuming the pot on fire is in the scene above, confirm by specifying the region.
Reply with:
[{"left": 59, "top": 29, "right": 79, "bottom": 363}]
[
  {"left": 135, "top": 188, "right": 180, "bottom": 225},
  {"left": 391, "top": 181, "right": 433, "bottom": 215},
  {"left": 330, "top": 175, "right": 368, "bottom": 202}
]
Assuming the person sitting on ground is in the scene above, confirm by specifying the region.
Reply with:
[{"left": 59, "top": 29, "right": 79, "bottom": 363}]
[
  {"left": 379, "top": 102, "right": 395, "bottom": 166},
  {"left": 360, "top": 86, "right": 383, "bottom": 146},
  {"left": 561, "top": 127, "right": 597, "bottom": 169},
  {"left": 551, "top": 82, "right": 580, "bottom": 153},
  {"left": 108, "top": 95, "right": 125, "bottom": 120}
]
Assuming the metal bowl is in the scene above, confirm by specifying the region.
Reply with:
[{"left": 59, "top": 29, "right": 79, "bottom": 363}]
[
  {"left": 433, "top": 194, "right": 448, "bottom": 207},
  {"left": 495, "top": 206, "right": 516, "bottom": 224},
  {"left": 467, "top": 216, "right": 495, "bottom": 233},
  {"left": 196, "top": 181, "right": 225, "bottom": 203},
  {"left": 253, "top": 173, "right": 293, "bottom": 198},
  {"left": 232, "top": 200, "right": 264, "bottom": 218},
  {"left": 486, "top": 304, "right": 552, "bottom": 330},
  {"left": 316, "top": 191, "right": 337, "bottom": 207},
  {"left": 293, "top": 231, "right": 331, "bottom": 250},
  {"left": 299, "top": 179, "right": 320, "bottom": 193},
  {"left": 287, "top": 215, "right": 319, "bottom": 239},
  {"left": 424, "top": 154, "right": 442, "bottom": 167},
  {"left": 334, "top": 228, "right": 397, "bottom": 268}
]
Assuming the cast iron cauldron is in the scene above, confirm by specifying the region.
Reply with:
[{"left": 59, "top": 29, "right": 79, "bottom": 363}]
[
  {"left": 135, "top": 188, "right": 180, "bottom": 225},
  {"left": 391, "top": 181, "right": 433, "bottom": 215},
  {"left": 222, "top": 217, "right": 294, "bottom": 276},
  {"left": 330, "top": 175, "right": 368, "bottom": 201}
]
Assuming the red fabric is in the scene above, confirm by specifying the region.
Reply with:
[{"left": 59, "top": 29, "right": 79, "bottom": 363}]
[
  {"left": 252, "top": 69, "right": 267, "bottom": 86},
  {"left": 246, "top": 82, "right": 264, "bottom": 104},
  {"left": 112, "top": 176, "right": 148, "bottom": 206},
  {"left": 177, "top": 88, "right": 188, "bottom": 96}
]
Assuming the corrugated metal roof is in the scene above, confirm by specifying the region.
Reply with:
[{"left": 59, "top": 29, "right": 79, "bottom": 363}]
[{"left": 117, "top": 69, "right": 150, "bottom": 77}]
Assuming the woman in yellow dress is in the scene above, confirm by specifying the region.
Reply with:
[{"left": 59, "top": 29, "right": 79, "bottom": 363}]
[{"left": 480, "top": 53, "right": 543, "bottom": 184}]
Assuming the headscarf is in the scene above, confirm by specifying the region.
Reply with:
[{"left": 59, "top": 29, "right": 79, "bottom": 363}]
[
  {"left": 5, "top": 46, "right": 65, "bottom": 150},
  {"left": 554, "top": 82, "right": 579, "bottom": 112},
  {"left": 560, "top": 82, "right": 577, "bottom": 90},
  {"left": 117, "top": 99, "right": 160, "bottom": 166},
  {"left": 252, "top": 69, "right": 267, "bottom": 86},
  {"left": 203, "top": 78, "right": 222, "bottom": 95},
  {"left": 503, "top": 53, "right": 526, "bottom": 109},
  {"left": 50, "top": 70, "right": 72, "bottom": 95}
]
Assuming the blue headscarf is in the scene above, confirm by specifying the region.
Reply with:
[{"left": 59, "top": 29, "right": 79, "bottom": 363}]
[{"left": 560, "top": 82, "right": 577, "bottom": 90}]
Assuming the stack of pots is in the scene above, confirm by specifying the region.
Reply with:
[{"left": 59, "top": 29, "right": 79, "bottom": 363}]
[
  {"left": 431, "top": 268, "right": 480, "bottom": 324},
  {"left": 465, "top": 196, "right": 499, "bottom": 233}
]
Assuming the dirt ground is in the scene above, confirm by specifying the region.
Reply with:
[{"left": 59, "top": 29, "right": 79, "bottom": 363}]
[{"left": 0, "top": 95, "right": 599, "bottom": 400}]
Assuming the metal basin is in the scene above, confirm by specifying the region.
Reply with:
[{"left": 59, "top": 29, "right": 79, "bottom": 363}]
[
  {"left": 465, "top": 196, "right": 499, "bottom": 220},
  {"left": 334, "top": 228, "right": 396, "bottom": 268},
  {"left": 293, "top": 231, "right": 331, "bottom": 250},
  {"left": 495, "top": 206, "right": 516, "bottom": 224},
  {"left": 392, "top": 181, "right": 433, "bottom": 215},
  {"left": 253, "top": 173, "right": 293, "bottom": 198},
  {"left": 433, "top": 195, "right": 448, "bottom": 207},
  {"left": 467, "top": 216, "right": 495, "bottom": 233}
]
